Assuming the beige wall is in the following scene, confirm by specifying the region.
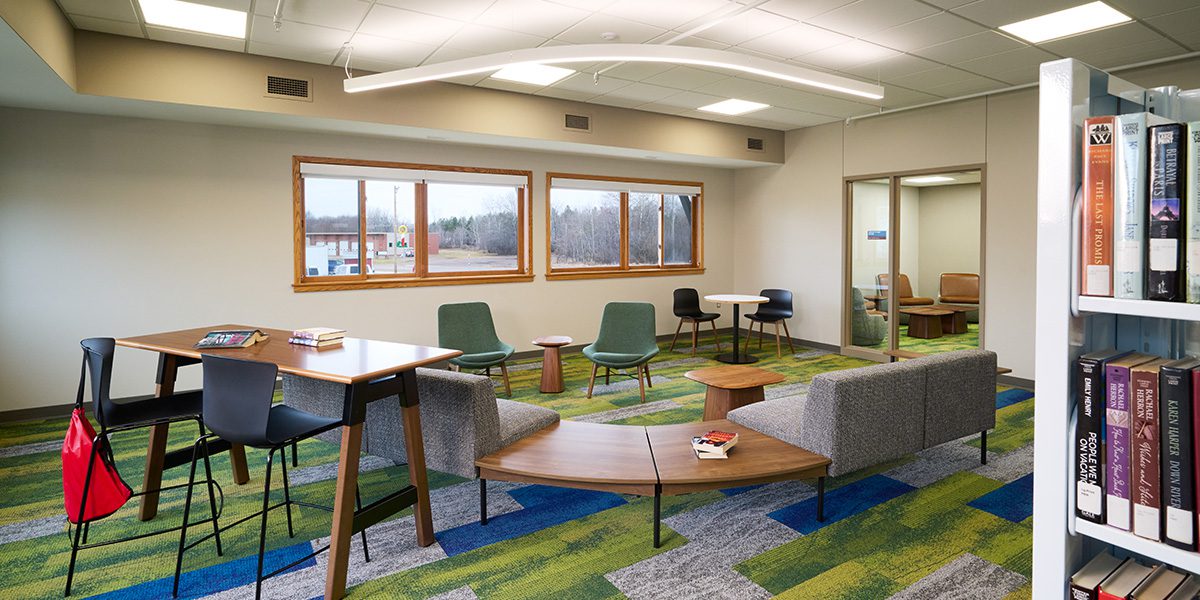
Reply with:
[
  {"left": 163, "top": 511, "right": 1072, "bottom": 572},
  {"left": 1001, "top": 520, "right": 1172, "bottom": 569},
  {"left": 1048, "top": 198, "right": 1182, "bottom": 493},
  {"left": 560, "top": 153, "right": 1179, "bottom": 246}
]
[
  {"left": 915, "top": 183, "right": 982, "bottom": 301},
  {"left": 0, "top": 107, "right": 735, "bottom": 411}
]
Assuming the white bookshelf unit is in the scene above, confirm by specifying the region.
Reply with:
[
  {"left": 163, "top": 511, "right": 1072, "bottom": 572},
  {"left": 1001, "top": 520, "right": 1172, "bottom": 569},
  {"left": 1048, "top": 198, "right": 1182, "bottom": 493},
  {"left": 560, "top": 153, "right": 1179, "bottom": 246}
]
[{"left": 1034, "top": 59, "right": 1200, "bottom": 596}]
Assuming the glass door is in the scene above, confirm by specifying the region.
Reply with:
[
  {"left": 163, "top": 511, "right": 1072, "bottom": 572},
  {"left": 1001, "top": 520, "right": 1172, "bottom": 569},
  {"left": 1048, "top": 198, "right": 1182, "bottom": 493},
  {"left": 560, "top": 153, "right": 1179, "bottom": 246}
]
[{"left": 845, "top": 178, "right": 893, "bottom": 357}]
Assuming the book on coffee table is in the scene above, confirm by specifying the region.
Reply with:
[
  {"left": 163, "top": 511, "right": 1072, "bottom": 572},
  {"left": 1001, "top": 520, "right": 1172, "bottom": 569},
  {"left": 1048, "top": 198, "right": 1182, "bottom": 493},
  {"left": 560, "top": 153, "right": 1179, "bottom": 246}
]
[{"left": 693, "top": 430, "right": 739, "bottom": 459}]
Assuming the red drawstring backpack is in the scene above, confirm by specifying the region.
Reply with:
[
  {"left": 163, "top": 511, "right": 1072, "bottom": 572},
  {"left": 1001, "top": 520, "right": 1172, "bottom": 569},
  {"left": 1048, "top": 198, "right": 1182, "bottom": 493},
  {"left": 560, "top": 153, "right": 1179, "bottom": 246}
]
[{"left": 62, "top": 355, "right": 132, "bottom": 524}]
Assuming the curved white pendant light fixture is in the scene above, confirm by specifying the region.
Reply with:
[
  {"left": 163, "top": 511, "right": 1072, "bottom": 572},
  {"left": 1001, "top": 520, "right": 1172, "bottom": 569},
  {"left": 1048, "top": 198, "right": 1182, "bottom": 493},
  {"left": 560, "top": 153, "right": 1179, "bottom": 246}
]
[{"left": 343, "top": 43, "right": 884, "bottom": 101}]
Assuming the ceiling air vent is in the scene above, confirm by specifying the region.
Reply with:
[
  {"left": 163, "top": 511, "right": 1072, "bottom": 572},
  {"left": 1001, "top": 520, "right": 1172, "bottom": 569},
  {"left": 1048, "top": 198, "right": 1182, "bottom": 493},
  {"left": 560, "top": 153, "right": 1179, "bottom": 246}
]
[
  {"left": 746, "top": 137, "right": 765, "bottom": 152},
  {"left": 265, "top": 75, "right": 312, "bottom": 102},
  {"left": 564, "top": 113, "right": 591, "bottom": 132}
]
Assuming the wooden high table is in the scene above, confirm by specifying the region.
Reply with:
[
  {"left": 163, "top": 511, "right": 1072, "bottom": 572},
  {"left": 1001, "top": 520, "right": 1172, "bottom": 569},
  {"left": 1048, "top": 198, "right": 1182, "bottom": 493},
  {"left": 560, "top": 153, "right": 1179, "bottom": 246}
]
[
  {"left": 117, "top": 325, "right": 461, "bottom": 599},
  {"left": 703, "top": 294, "right": 769, "bottom": 364}
]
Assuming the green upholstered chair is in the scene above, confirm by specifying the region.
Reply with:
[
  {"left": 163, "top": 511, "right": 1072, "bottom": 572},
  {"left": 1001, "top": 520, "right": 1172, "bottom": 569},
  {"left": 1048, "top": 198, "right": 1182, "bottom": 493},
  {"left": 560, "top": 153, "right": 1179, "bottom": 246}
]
[
  {"left": 583, "top": 302, "right": 660, "bottom": 403},
  {"left": 438, "top": 302, "right": 515, "bottom": 396},
  {"left": 851, "top": 288, "right": 887, "bottom": 347}
]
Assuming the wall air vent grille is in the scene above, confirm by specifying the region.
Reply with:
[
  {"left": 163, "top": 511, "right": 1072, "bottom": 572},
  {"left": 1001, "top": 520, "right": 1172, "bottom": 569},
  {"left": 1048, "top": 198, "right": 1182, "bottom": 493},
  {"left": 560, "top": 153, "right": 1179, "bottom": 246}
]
[
  {"left": 746, "top": 137, "right": 765, "bottom": 151},
  {"left": 265, "top": 75, "right": 312, "bottom": 101},
  {"left": 564, "top": 113, "right": 591, "bottom": 132}
]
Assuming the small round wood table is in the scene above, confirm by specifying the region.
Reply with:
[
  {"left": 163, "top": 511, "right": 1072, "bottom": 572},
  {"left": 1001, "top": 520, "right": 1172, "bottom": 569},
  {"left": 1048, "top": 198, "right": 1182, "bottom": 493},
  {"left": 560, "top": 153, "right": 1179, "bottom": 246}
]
[
  {"left": 533, "top": 336, "right": 572, "bottom": 393},
  {"left": 703, "top": 294, "right": 769, "bottom": 364},
  {"left": 685, "top": 365, "right": 786, "bottom": 420}
]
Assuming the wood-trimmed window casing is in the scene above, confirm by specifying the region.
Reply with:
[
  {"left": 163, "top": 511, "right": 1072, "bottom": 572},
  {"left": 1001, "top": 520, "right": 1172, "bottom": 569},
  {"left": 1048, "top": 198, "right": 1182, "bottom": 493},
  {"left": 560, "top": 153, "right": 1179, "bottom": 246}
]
[
  {"left": 293, "top": 156, "right": 534, "bottom": 292},
  {"left": 545, "top": 172, "right": 704, "bottom": 281}
]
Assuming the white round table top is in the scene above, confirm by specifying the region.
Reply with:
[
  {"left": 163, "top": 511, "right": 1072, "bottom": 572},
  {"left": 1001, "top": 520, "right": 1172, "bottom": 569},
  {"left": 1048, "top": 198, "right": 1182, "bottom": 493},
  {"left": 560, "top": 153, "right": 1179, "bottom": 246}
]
[{"left": 704, "top": 294, "right": 769, "bottom": 304}]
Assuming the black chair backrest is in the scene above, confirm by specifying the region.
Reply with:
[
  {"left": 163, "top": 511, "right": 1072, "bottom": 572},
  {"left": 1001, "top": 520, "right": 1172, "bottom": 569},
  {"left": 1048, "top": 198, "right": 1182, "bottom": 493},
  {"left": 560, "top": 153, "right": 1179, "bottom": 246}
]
[
  {"left": 80, "top": 338, "right": 117, "bottom": 428},
  {"left": 672, "top": 288, "right": 703, "bottom": 318},
  {"left": 758, "top": 289, "right": 794, "bottom": 319},
  {"left": 201, "top": 354, "right": 278, "bottom": 446}
]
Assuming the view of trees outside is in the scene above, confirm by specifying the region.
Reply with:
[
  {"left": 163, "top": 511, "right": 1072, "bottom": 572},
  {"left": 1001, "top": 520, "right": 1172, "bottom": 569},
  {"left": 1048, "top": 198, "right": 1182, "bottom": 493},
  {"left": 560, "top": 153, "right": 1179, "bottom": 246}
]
[
  {"left": 427, "top": 183, "right": 519, "bottom": 272},
  {"left": 303, "top": 178, "right": 359, "bottom": 276},
  {"left": 365, "top": 181, "right": 416, "bottom": 274},
  {"left": 629, "top": 193, "right": 659, "bottom": 266},
  {"left": 550, "top": 189, "right": 621, "bottom": 267},
  {"left": 664, "top": 195, "right": 694, "bottom": 264}
]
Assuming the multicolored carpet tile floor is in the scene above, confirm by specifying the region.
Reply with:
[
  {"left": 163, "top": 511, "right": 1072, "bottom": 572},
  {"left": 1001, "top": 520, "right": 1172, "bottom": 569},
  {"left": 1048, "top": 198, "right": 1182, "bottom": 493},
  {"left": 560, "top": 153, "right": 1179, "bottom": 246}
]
[
  {"left": 0, "top": 339, "right": 1033, "bottom": 599},
  {"left": 862, "top": 323, "right": 981, "bottom": 355}
]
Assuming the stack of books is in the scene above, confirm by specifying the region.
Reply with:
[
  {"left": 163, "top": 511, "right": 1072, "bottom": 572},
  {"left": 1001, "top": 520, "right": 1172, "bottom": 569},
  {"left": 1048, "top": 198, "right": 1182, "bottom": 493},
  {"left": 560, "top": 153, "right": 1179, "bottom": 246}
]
[
  {"left": 692, "top": 430, "right": 739, "bottom": 460},
  {"left": 289, "top": 327, "right": 346, "bottom": 348},
  {"left": 1071, "top": 551, "right": 1199, "bottom": 600}
]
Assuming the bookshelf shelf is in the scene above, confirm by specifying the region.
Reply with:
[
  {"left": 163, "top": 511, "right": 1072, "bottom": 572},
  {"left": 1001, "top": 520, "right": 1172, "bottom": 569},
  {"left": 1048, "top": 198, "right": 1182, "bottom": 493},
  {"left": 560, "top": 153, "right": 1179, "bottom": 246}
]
[
  {"left": 1077, "top": 296, "right": 1200, "bottom": 321},
  {"left": 1075, "top": 520, "right": 1200, "bottom": 575}
]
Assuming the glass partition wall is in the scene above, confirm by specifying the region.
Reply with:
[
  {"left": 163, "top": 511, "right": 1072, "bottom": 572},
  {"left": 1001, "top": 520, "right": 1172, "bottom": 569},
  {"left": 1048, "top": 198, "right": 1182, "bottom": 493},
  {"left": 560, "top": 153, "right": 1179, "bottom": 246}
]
[{"left": 843, "top": 169, "right": 984, "bottom": 360}]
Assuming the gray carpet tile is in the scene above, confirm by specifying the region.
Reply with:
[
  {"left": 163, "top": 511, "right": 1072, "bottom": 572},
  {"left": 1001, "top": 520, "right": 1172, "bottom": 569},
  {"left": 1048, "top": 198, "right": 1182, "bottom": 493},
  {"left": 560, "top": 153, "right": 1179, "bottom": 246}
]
[
  {"left": 669, "top": 343, "right": 722, "bottom": 355},
  {"left": 504, "top": 361, "right": 544, "bottom": 372},
  {"left": 793, "top": 349, "right": 830, "bottom": 360},
  {"left": 607, "top": 481, "right": 814, "bottom": 600},
  {"left": 285, "top": 454, "right": 395, "bottom": 487},
  {"left": 974, "top": 443, "right": 1034, "bottom": 484},
  {"left": 884, "top": 439, "right": 991, "bottom": 488},
  {"left": 578, "top": 375, "right": 671, "bottom": 396},
  {"left": 649, "top": 357, "right": 710, "bottom": 370},
  {"left": 0, "top": 514, "right": 65, "bottom": 545},
  {"left": 428, "top": 586, "right": 479, "bottom": 599},
  {"left": 568, "top": 400, "right": 682, "bottom": 424},
  {"left": 0, "top": 439, "right": 61, "bottom": 459},
  {"left": 887, "top": 553, "right": 1026, "bottom": 600},
  {"left": 764, "top": 381, "right": 810, "bottom": 400}
]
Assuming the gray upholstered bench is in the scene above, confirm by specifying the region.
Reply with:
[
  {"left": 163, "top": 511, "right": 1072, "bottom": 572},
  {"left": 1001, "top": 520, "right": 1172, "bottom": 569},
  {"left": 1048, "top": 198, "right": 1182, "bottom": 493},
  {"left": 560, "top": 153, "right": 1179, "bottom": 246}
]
[
  {"left": 727, "top": 349, "right": 997, "bottom": 477},
  {"left": 282, "top": 367, "right": 559, "bottom": 479}
]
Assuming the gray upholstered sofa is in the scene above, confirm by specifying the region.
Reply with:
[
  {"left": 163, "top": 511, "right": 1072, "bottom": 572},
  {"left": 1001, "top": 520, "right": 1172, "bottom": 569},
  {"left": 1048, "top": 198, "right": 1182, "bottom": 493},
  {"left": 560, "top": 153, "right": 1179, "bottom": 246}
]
[
  {"left": 282, "top": 368, "right": 559, "bottom": 479},
  {"left": 727, "top": 349, "right": 997, "bottom": 477}
]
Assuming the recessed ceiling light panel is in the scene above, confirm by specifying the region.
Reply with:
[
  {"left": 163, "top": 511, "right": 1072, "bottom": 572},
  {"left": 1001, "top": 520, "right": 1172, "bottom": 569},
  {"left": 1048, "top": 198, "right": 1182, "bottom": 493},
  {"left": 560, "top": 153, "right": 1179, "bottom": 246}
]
[
  {"left": 490, "top": 64, "right": 575, "bottom": 86},
  {"left": 138, "top": 0, "right": 247, "bottom": 38},
  {"left": 699, "top": 99, "right": 770, "bottom": 116},
  {"left": 999, "top": 1, "right": 1131, "bottom": 44},
  {"left": 904, "top": 175, "right": 955, "bottom": 184}
]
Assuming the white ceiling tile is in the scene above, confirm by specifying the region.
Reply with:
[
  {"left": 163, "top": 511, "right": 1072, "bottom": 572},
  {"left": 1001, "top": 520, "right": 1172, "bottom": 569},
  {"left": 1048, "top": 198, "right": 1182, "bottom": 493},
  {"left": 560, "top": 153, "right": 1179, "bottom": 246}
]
[
  {"left": 593, "top": 62, "right": 674, "bottom": 81},
  {"left": 190, "top": 0, "right": 251, "bottom": 11},
  {"left": 735, "top": 23, "right": 852, "bottom": 58},
  {"left": 886, "top": 65, "right": 990, "bottom": 90},
  {"left": 793, "top": 39, "right": 900, "bottom": 70},
  {"left": 552, "top": 71, "right": 632, "bottom": 94},
  {"left": 589, "top": 94, "right": 645, "bottom": 108},
  {"left": 1068, "top": 38, "right": 1192, "bottom": 69},
  {"left": 655, "top": 90, "right": 726, "bottom": 108},
  {"left": 641, "top": 66, "right": 730, "bottom": 90},
  {"left": 763, "top": 88, "right": 879, "bottom": 117},
  {"left": 248, "top": 40, "right": 339, "bottom": 65},
  {"left": 442, "top": 23, "right": 547, "bottom": 54},
  {"left": 924, "top": 74, "right": 1005, "bottom": 97},
  {"left": 805, "top": 0, "right": 940, "bottom": 37},
  {"left": 348, "top": 32, "right": 438, "bottom": 68},
  {"left": 912, "top": 31, "right": 1026, "bottom": 64},
  {"left": 1040, "top": 22, "right": 1182, "bottom": 57},
  {"left": 251, "top": 0, "right": 368, "bottom": 31},
  {"left": 146, "top": 26, "right": 245, "bottom": 52},
  {"left": 758, "top": 0, "right": 857, "bottom": 22},
  {"left": 546, "top": 0, "right": 617, "bottom": 10},
  {"left": 752, "top": 106, "right": 845, "bottom": 127},
  {"left": 1108, "top": 0, "right": 1200, "bottom": 19},
  {"left": 57, "top": 0, "right": 138, "bottom": 22},
  {"left": 952, "top": 45, "right": 1058, "bottom": 81},
  {"left": 534, "top": 87, "right": 600, "bottom": 101},
  {"left": 68, "top": 15, "right": 145, "bottom": 37},
  {"left": 667, "top": 36, "right": 731, "bottom": 50},
  {"left": 693, "top": 9, "right": 794, "bottom": 46},
  {"left": 949, "top": 0, "right": 1090, "bottom": 28},
  {"left": 374, "top": 0, "right": 494, "bottom": 21},
  {"left": 693, "top": 76, "right": 781, "bottom": 102},
  {"left": 249, "top": 15, "right": 350, "bottom": 50},
  {"left": 634, "top": 102, "right": 690, "bottom": 116},
  {"left": 1146, "top": 7, "right": 1200, "bottom": 50},
  {"left": 841, "top": 54, "right": 942, "bottom": 82},
  {"left": 602, "top": 0, "right": 731, "bottom": 30},
  {"left": 357, "top": 4, "right": 463, "bottom": 46},
  {"left": 555, "top": 13, "right": 667, "bottom": 44},
  {"left": 921, "top": 0, "right": 975, "bottom": 8},
  {"left": 474, "top": 0, "right": 590, "bottom": 37},
  {"left": 600, "top": 81, "right": 678, "bottom": 102},
  {"left": 879, "top": 85, "right": 944, "bottom": 108},
  {"left": 861, "top": 12, "right": 987, "bottom": 52},
  {"left": 476, "top": 77, "right": 551, "bottom": 93}
]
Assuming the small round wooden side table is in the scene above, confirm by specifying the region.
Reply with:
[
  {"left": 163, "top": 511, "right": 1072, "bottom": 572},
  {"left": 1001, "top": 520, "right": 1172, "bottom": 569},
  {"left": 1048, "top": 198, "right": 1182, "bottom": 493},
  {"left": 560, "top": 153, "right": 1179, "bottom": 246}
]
[{"left": 533, "top": 336, "right": 572, "bottom": 393}]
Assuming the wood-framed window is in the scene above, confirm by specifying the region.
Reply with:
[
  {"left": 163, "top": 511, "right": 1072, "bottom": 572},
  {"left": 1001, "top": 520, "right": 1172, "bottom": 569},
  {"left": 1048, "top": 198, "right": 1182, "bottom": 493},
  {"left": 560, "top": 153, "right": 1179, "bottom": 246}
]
[
  {"left": 293, "top": 156, "right": 533, "bottom": 292},
  {"left": 546, "top": 173, "right": 704, "bottom": 280}
]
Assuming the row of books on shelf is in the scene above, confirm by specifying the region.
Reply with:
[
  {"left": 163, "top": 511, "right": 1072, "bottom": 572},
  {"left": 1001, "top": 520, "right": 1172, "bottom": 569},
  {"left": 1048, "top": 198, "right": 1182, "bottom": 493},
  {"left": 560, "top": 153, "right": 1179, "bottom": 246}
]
[
  {"left": 1072, "top": 551, "right": 1199, "bottom": 600},
  {"left": 288, "top": 327, "right": 345, "bottom": 348},
  {"left": 1074, "top": 350, "right": 1200, "bottom": 550},
  {"left": 1080, "top": 115, "right": 1199, "bottom": 302}
]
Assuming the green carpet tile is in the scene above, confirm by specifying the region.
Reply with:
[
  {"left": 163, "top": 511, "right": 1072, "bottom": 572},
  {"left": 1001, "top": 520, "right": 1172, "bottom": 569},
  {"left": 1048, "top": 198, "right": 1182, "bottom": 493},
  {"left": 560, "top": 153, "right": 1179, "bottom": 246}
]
[
  {"left": 863, "top": 323, "right": 980, "bottom": 354},
  {"left": 0, "top": 339, "right": 1033, "bottom": 599}
]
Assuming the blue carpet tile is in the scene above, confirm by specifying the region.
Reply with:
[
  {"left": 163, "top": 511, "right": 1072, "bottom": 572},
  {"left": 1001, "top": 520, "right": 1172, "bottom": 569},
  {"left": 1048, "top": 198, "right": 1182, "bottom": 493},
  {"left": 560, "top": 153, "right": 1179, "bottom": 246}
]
[
  {"left": 436, "top": 485, "right": 627, "bottom": 556},
  {"left": 996, "top": 388, "right": 1034, "bottom": 410},
  {"left": 968, "top": 473, "right": 1034, "bottom": 523},
  {"left": 768, "top": 475, "right": 916, "bottom": 535}
]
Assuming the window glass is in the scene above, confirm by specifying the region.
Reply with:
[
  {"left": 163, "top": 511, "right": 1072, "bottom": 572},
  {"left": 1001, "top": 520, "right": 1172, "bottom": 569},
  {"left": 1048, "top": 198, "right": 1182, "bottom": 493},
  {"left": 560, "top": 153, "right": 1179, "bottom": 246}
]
[
  {"left": 303, "top": 178, "right": 359, "bottom": 277},
  {"left": 549, "top": 189, "right": 621, "bottom": 268},
  {"left": 628, "top": 192, "right": 660, "bottom": 266},
  {"left": 364, "top": 181, "right": 416, "bottom": 275},
  {"left": 427, "top": 183, "right": 519, "bottom": 273},
  {"left": 663, "top": 195, "right": 694, "bottom": 265}
]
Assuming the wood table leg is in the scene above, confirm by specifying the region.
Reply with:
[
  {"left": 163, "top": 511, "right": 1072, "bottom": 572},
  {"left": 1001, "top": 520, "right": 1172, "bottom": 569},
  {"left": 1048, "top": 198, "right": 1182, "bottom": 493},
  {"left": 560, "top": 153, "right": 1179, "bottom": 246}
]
[
  {"left": 139, "top": 354, "right": 177, "bottom": 521},
  {"left": 325, "top": 422, "right": 363, "bottom": 600},
  {"left": 539, "top": 345, "right": 564, "bottom": 393},
  {"left": 229, "top": 444, "right": 250, "bottom": 484},
  {"left": 400, "top": 385, "right": 435, "bottom": 547},
  {"left": 701, "top": 385, "right": 766, "bottom": 421}
]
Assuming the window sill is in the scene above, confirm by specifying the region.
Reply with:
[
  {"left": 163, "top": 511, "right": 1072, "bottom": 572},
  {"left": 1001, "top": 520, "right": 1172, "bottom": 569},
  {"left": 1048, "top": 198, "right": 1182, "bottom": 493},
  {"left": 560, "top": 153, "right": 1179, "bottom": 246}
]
[
  {"left": 545, "top": 267, "right": 705, "bottom": 281},
  {"left": 293, "top": 272, "right": 535, "bottom": 292}
]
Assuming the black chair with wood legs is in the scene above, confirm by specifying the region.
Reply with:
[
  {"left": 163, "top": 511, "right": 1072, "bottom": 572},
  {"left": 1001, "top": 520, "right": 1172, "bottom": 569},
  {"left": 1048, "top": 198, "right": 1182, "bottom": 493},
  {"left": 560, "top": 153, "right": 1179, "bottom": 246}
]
[
  {"left": 64, "top": 338, "right": 223, "bottom": 597},
  {"left": 668, "top": 288, "right": 722, "bottom": 356},
  {"left": 743, "top": 289, "right": 796, "bottom": 358},
  {"left": 173, "top": 355, "right": 369, "bottom": 600}
]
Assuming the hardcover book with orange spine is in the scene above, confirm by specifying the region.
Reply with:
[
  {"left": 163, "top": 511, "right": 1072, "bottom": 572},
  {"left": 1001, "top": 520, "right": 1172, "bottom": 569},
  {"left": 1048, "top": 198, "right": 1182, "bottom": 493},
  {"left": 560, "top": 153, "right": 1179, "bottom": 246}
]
[{"left": 1083, "top": 116, "right": 1116, "bottom": 297}]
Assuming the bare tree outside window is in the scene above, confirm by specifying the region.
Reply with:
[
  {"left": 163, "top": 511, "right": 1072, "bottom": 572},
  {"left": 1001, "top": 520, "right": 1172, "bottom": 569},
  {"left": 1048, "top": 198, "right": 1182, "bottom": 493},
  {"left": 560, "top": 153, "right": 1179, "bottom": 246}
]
[{"left": 549, "top": 189, "right": 621, "bottom": 268}]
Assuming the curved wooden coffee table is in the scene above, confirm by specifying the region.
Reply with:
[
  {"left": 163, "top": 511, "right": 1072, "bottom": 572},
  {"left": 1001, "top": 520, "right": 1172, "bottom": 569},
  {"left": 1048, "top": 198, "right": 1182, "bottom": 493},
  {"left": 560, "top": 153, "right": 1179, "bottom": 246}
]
[{"left": 476, "top": 420, "right": 830, "bottom": 547}]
